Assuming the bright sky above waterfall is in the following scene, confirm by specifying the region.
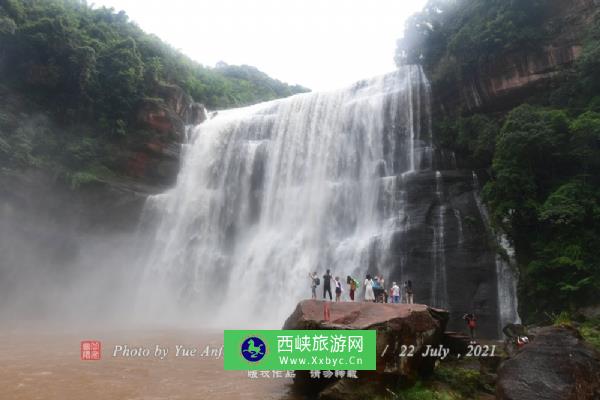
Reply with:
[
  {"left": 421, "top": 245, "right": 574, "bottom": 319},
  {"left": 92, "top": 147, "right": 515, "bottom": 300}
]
[{"left": 92, "top": 0, "right": 427, "bottom": 91}]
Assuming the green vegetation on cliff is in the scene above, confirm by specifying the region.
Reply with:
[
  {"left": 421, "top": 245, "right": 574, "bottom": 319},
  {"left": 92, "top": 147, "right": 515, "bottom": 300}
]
[
  {"left": 484, "top": 106, "right": 600, "bottom": 317},
  {"left": 0, "top": 0, "right": 308, "bottom": 183},
  {"left": 0, "top": 0, "right": 308, "bottom": 116},
  {"left": 396, "top": 0, "right": 549, "bottom": 94},
  {"left": 398, "top": 0, "right": 600, "bottom": 321}
]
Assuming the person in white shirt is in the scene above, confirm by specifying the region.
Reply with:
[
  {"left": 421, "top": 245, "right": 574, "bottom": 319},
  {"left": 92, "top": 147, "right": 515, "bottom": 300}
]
[
  {"left": 364, "top": 274, "right": 375, "bottom": 302},
  {"left": 334, "top": 276, "right": 343, "bottom": 302},
  {"left": 309, "top": 272, "right": 318, "bottom": 299},
  {"left": 392, "top": 282, "right": 400, "bottom": 303}
]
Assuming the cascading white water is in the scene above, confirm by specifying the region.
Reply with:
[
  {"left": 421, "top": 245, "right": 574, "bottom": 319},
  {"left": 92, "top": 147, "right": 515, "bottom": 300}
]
[
  {"left": 453, "top": 209, "right": 464, "bottom": 246},
  {"left": 431, "top": 171, "right": 449, "bottom": 309},
  {"left": 496, "top": 235, "right": 521, "bottom": 327},
  {"left": 135, "top": 66, "right": 432, "bottom": 327},
  {"left": 472, "top": 172, "right": 521, "bottom": 332}
]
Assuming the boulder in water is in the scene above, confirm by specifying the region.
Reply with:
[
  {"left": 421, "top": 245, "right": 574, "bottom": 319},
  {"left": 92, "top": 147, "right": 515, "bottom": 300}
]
[
  {"left": 496, "top": 325, "right": 600, "bottom": 400},
  {"left": 283, "top": 300, "right": 449, "bottom": 399}
]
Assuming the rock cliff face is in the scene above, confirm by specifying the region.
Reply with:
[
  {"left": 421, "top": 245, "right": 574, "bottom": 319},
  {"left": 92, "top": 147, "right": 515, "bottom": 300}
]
[
  {"left": 456, "top": 44, "right": 582, "bottom": 112},
  {"left": 434, "top": 0, "right": 598, "bottom": 114},
  {"left": 132, "top": 83, "right": 207, "bottom": 187},
  {"left": 419, "top": 0, "right": 599, "bottom": 334},
  {"left": 385, "top": 167, "right": 509, "bottom": 338}
]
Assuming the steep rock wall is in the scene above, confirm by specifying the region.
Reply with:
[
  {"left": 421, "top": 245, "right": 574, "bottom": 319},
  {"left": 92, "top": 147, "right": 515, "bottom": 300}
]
[
  {"left": 434, "top": 0, "right": 599, "bottom": 114},
  {"left": 132, "top": 83, "right": 207, "bottom": 187},
  {"left": 384, "top": 168, "right": 503, "bottom": 337}
]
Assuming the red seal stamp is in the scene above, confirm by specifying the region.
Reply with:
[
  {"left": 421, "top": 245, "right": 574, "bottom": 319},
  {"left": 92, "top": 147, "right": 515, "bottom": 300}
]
[{"left": 81, "top": 340, "right": 101, "bottom": 360}]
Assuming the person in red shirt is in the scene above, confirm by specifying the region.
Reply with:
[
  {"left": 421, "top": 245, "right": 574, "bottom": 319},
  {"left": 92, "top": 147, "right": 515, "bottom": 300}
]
[{"left": 463, "top": 313, "right": 477, "bottom": 342}]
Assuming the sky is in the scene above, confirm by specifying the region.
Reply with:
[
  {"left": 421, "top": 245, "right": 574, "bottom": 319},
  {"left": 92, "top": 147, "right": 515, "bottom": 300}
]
[{"left": 92, "top": 0, "right": 427, "bottom": 91}]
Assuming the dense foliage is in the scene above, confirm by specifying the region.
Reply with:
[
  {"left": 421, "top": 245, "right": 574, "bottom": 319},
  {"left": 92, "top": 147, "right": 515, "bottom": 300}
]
[
  {"left": 396, "top": 0, "right": 549, "bottom": 89},
  {"left": 398, "top": 0, "right": 600, "bottom": 321},
  {"left": 483, "top": 106, "right": 600, "bottom": 317},
  {"left": 214, "top": 62, "right": 308, "bottom": 108},
  {"left": 0, "top": 0, "right": 307, "bottom": 182},
  {"left": 0, "top": 0, "right": 308, "bottom": 117}
]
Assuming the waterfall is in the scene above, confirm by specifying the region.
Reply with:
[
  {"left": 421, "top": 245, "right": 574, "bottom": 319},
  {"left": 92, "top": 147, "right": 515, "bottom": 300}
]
[
  {"left": 431, "top": 171, "right": 449, "bottom": 309},
  {"left": 135, "top": 66, "right": 433, "bottom": 327},
  {"left": 453, "top": 209, "right": 464, "bottom": 246},
  {"left": 496, "top": 235, "right": 521, "bottom": 328},
  {"left": 472, "top": 172, "right": 521, "bottom": 332}
]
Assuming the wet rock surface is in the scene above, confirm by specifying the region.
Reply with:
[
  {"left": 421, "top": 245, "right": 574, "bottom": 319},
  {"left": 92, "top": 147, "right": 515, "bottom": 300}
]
[
  {"left": 133, "top": 83, "right": 207, "bottom": 187},
  {"left": 496, "top": 325, "right": 600, "bottom": 400},
  {"left": 386, "top": 169, "right": 505, "bottom": 338}
]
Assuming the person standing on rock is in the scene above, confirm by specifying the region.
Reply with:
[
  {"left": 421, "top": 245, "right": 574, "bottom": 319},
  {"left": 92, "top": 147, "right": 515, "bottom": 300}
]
[
  {"left": 347, "top": 276, "right": 357, "bottom": 301},
  {"left": 405, "top": 280, "right": 414, "bottom": 304},
  {"left": 392, "top": 282, "right": 400, "bottom": 304},
  {"left": 372, "top": 275, "right": 381, "bottom": 302},
  {"left": 323, "top": 269, "right": 333, "bottom": 300},
  {"left": 334, "top": 276, "right": 343, "bottom": 302},
  {"left": 364, "top": 274, "right": 375, "bottom": 302},
  {"left": 309, "top": 272, "right": 319, "bottom": 299},
  {"left": 379, "top": 275, "right": 388, "bottom": 303},
  {"left": 463, "top": 313, "right": 477, "bottom": 342}
]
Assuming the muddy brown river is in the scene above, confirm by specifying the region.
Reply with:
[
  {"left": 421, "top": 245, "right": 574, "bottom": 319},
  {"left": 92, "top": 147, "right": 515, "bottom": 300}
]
[{"left": 0, "top": 328, "right": 300, "bottom": 400}]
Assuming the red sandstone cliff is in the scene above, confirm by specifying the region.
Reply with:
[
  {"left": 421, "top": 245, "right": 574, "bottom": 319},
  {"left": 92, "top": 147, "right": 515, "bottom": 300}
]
[{"left": 436, "top": 0, "right": 599, "bottom": 113}]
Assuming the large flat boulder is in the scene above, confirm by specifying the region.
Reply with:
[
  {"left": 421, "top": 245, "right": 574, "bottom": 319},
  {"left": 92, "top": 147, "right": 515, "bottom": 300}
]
[
  {"left": 496, "top": 325, "right": 600, "bottom": 400},
  {"left": 283, "top": 300, "right": 449, "bottom": 399}
]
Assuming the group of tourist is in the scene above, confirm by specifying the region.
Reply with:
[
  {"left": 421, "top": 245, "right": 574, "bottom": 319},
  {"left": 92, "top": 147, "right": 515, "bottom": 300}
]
[
  {"left": 308, "top": 270, "right": 489, "bottom": 344},
  {"left": 309, "top": 270, "right": 415, "bottom": 304}
]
